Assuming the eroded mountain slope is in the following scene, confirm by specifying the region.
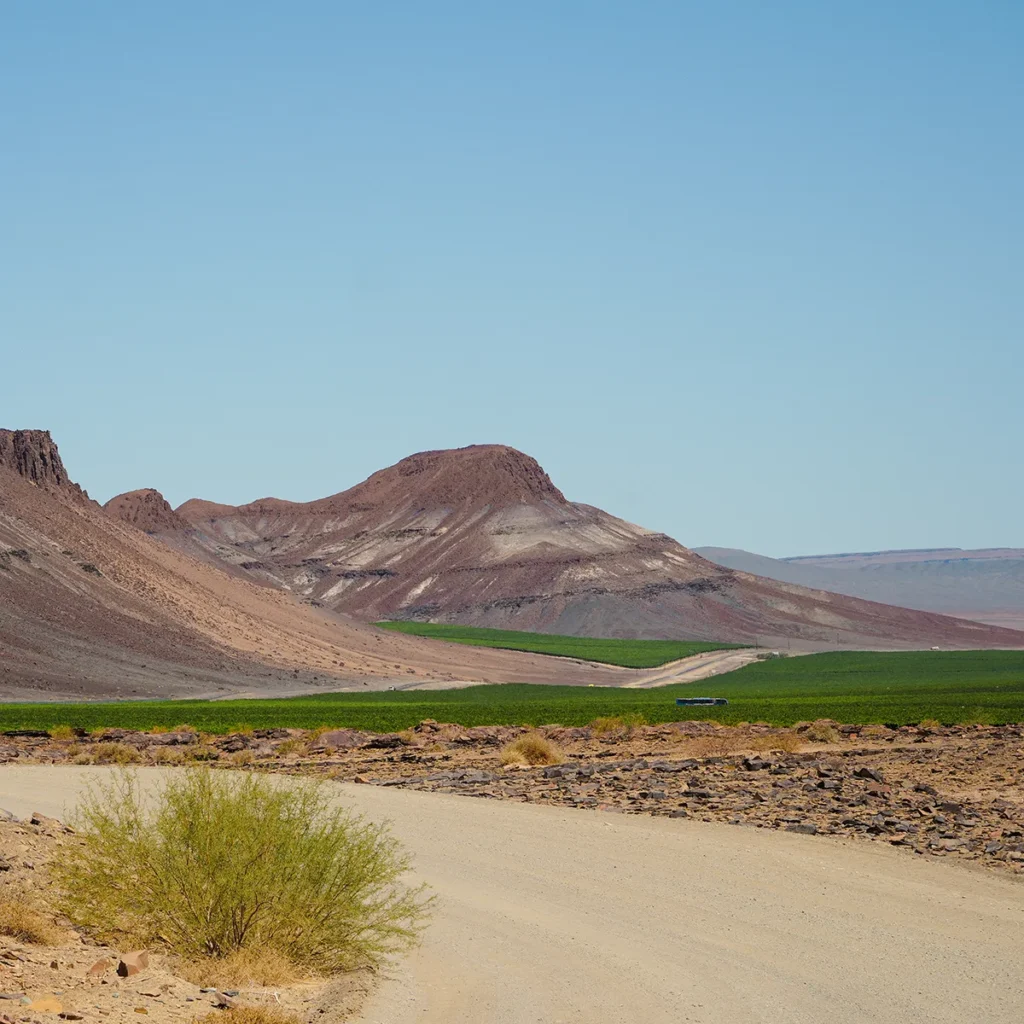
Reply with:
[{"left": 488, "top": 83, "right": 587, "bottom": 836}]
[{"left": 166, "top": 444, "right": 1024, "bottom": 649}]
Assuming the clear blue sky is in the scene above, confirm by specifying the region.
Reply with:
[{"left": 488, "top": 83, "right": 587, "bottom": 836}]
[{"left": 2, "top": 2, "right": 1021, "bottom": 557}]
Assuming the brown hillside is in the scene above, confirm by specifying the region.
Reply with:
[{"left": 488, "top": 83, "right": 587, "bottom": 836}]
[
  {"left": 173, "top": 444, "right": 1024, "bottom": 650},
  {"left": 0, "top": 433, "right": 631, "bottom": 699},
  {"left": 104, "top": 488, "right": 189, "bottom": 534}
]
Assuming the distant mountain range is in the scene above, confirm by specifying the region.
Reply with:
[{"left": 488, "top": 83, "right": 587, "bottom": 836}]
[{"left": 694, "top": 547, "right": 1024, "bottom": 633}]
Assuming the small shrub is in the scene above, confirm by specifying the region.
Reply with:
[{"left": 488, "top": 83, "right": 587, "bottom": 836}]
[
  {"left": 500, "top": 732, "right": 563, "bottom": 766},
  {"left": 276, "top": 738, "right": 306, "bottom": 756},
  {"left": 55, "top": 769, "right": 430, "bottom": 973},
  {"left": 231, "top": 749, "right": 255, "bottom": 766},
  {"left": 0, "top": 898, "right": 62, "bottom": 945},
  {"left": 89, "top": 742, "right": 142, "bottom": 765},
  {"left": 80, "top": 563, "right": 102, "bottom": 576},
  {"left": 49, "top": 725, "right": 76, "bottom": 742},
  {"left": 803, "top": 723, "right": 841, "bottom": 744},
  {"left": 919, "top": 718, "right": 942, "bottom": 732}
]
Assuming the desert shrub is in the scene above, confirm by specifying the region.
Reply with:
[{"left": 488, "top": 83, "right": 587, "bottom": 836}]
[
  {"left": 231, "top": 749, "right": 255, "bottom": 766},
  {"left": 803, "top": 723, "right": 841, "bottom": 744},
  {"left": 500, "top": 732, "right": 563, "bottom": 766},
  {"left": 276, "top": 738, "right": 306, "bottom": 756},
  {"left": 919, "top": 718, "right": 942, "bottom": 732},
  {"left": 54, "top": 769, "right": 430, "bottom": 973},
  {"left": 0, "top": 897, "right": 62, "bottom": 945},
  {"left": 89, "top": 742, "right": 142, "bottom": 765},
  {"left": 48, "top": 725, "right": 76, "bottom": 742}
]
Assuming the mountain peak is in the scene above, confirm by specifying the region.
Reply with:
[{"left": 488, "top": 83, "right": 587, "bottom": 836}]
[
  {"left": 347, "top": 444, "right": 567, "bottom": 509},
  {"left": 0, "top": 429, "right": 87, "bottom": 500},
  {"left": 104, "top": 488, "right": 188, "bottom": 534}
]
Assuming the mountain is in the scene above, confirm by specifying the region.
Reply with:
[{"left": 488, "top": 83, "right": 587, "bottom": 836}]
[
  {"left": 162, "top": 444, "right": 1024, "bottom": 650},
  {"left": 696, "top": 546, "right": 1024, "bottom": 633},
  {"left": 0, "top": 431, "right": 630, "bottom": 700}
]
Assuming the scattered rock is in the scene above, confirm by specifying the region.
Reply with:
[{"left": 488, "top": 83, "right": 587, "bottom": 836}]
[{"left": 117, "top": 951, "right": 150, "bottom": 978}]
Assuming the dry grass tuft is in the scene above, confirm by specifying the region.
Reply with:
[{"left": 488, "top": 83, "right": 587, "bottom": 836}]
[
  {"left": 500, "top": 732, "right": 563, "bottom": 766},
  {"left": 275, "top": 738, "right": 306, "bottom": 756},
  {"left": 48, "top": 725, "right": 76, "bottom": 742},
  {"left": 803, "top": 723, "right": 842, "bottom": 744},
  {"left": 919, "top": 718, "right": 942, "bottom": 732},
  {"left": 152, "top": 748, "right": 187, "bottom": 765},
  {"left": 589, "top": 713, "right": 647, "bottom": 737},
  {"left": 231, "top": 749, "right": 255, "bottom": 767},
  {"left": 177, "top": 948, "right": 299, "bottom": 987},
  {"left": 0, "top": 897, "right": 63, "bottom": 945},
  {"left": 193, "top": 1008, "right": 303, "bottom": 1024},
  {"left": 86, "top": 742, "right": 143, "bottom": 765}
]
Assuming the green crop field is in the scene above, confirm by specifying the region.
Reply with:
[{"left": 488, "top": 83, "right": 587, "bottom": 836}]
[
  {"left": 1, "top": 650, "right": 1021, "bottom": 734},
  {"left": 375, "top": 621, "right": 744, "bottom": 667}
]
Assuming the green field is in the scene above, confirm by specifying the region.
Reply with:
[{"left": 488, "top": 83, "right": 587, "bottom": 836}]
[
  {"left": 375, "top": 622, "right": 744, "bottom": 667},
  {"left": 1, "top": 651, "right": 1021, "bottom": 734}
]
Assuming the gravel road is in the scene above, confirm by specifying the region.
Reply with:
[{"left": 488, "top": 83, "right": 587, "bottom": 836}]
[{"left": 0, "top": 766, "right": 1021, "bottom": 1023}]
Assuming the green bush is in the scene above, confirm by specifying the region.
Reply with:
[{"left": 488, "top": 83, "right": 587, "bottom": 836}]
[{"left": 55, "top": 769, "right": 431, "bottom": 973}]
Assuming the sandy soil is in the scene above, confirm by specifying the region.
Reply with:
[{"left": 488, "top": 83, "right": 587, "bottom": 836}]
[{"left": 0, "top": 767, "right": 1021, "bottom": 1024}]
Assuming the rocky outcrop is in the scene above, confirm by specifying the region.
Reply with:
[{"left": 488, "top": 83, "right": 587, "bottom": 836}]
[{"left": 0, "top": 429, "right": 88, "bottom": 501}]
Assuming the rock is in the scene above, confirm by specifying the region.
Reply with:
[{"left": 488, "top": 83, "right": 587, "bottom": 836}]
[
  {"left": 786, "top": 823, "right": 819, "bottom": 835},
  {"left": 117, "top": 951, "right": 149, "bottom": 977},
  {"left": 313, "top": 729, "right": 368, "bottom": 751},
  {"left": 853, "top": 767, "right": 885, "bottom": 783},
  {"left": 147, "top": 731, "right": 197, "bottom": 746},
  {"left": 742, "top": 757, "right": 770, "bottom": 771},
  {"left": 366, "top": 733, "right": 404, "bottom": 749}
]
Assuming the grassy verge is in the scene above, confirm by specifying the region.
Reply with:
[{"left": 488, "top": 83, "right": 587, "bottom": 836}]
[
  {"left": 2, "top": 651, "right": 1022, "bottom": 732},
  {"left": 374, "top": 622, "right": 745, "bottom": 667}
]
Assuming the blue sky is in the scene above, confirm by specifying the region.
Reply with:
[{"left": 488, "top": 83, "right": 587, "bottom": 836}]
[{"left": 2, "top": 2, "right": 1021, "bottom": 557}]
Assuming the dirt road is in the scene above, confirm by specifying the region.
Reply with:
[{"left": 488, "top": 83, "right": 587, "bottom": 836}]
[
  {"left": 1, "top": 767, "right": 1021, "bottom": 1023},
  {"left": 621, "top": 647, "right": 766, "bottom": 688}
]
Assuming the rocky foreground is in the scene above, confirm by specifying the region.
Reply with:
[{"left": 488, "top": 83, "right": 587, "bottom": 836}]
[{"left": 2, "top": 719, "right": 1022, "bottom": 876}]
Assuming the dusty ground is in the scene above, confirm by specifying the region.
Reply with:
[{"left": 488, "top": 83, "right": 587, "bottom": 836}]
[
  {"left": 3, "top": 719, "right": 1022, "bottom": 874},
  {"left": 0, "top": 811, "right": 372, "bottom": 1024},
  {"left": 0, "top": 767, "right": 1021, "bottom": 1024}
]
